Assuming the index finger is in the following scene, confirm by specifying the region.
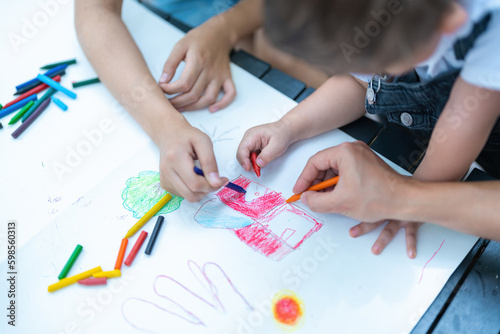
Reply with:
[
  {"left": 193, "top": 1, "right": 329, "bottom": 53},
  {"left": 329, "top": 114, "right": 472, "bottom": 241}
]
[{"left": 161, "top": 52, "right": 203, "bottom": 95}]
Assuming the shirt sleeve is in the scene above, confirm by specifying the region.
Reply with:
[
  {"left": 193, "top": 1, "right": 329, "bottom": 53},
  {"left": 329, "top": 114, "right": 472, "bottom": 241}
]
[{"left": 460, "top": 10, "right": 500, "bottom": 91}]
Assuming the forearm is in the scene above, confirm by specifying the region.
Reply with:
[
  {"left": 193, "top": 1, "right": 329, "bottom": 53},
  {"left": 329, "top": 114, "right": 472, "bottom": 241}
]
[
  {"left": 213, "top": 0, "right": 264, "bottom": 45},
  {"left": 394, "top": 179, "right": 500, "bottom": 240},
  {"left": 75, "top": 0, "right": 186, "bottom": 145},
  {"left": 281, "top": 74, "right": 366, "bottom": 143}
]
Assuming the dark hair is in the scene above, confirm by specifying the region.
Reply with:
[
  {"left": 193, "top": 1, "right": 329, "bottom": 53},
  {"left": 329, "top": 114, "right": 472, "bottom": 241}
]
[{"left": 264, "top": 0, "right": 452, "bottom": 74}]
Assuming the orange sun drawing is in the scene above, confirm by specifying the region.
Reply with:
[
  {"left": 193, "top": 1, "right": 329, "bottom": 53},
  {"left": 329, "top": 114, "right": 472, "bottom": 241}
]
[{"left": 272, "top": 290, "right": 304, "bottom": 330}]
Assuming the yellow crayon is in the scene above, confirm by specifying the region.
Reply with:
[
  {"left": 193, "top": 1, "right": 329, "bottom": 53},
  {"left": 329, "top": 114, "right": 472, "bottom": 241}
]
[
  {"left": 48, "top": 266, "right": 102, "bottom": 292},
  {"left": 124, "top": 193, "right": 172, "bottom": 239},
  {"left": 93, "top": 269, "right": 121, "bottom": 278}
]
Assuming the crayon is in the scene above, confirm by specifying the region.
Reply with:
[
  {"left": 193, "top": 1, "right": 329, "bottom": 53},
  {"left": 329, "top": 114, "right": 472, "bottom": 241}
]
[
  {"left": 93, "top": 269, "right": 121, "bottom": 278},
  {"left": 124, "top": 193, "right": 172, "bottom": 239},
  {"left": 78, "top": 277, "right": 107, "bottom": 286},
  {"left": 21, "top": 88, "right": 56, "bottom": 122},
  {"left": 114, "top": 238, "right": 128, "bottom": 270},
  {"left": 124, "top": 231, "right": 148, "bottom": 266},
  {"left": 12, "top": 98, "right": 52, "bottom": 139},
  {"left": 0, "top": 122, "right": 3, "bottom": 130},
  {"left": 15, "top": 64, "right": 68, "bottom": 91},
  {"left": 250, "top": 152, "right": 261, "bottom": 177},
  {"left": 14, "top": 69, "right": 66, "bottom": 96},
  {"left": 48, "top": 266, "right": 102, "bottom": 292},
  {"left": 72, "top": 77, "right": 100, "bottom": 88},
  {"left": 36, "top": 74, "right": 77, "bottom": 99},
  {"left": 193, "top": 166, "right": 246, "bottom": 194},
  {"left": 145, "top": 216, "right": 164, "bottom": 255},
  {"left": 52, "top": 97, "right": 68, "bottom": 111},
  {"left": 40, "top": 58, "right": 76, "bottom": 70},
  {"left": 285, "top": 176, "right": 339, "bottom": 203},
  {"left": 4, "top": 75, "right": 61, "bottom": 109},
  {"left": 9, "top": 101, "right": 34, "bottom": 125},
  {"left": 0, "top": 94, "right": 37, "bottom": 119},
  {"left": 58, "top": 244, "right": 83, "bottom": 280}
]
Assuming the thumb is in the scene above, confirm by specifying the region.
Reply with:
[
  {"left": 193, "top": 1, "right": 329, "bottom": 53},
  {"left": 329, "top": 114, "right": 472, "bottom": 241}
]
[
  {"left": 256, "top": 139, "right": 287, "bottom": 167},
  {"left": 159, "top": 43, "right": 186, "bottom": 84},
  {"left": 194, "top": 136, "right": 228, "bottom": 188},
  {"left": 301, "top": 191, "right": 338, "bottom": 214}
]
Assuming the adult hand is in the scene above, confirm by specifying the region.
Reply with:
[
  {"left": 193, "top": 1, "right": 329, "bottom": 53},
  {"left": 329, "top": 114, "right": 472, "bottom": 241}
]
[
  {"left": 159, "top": 19, "right": 236, "bottom": 112},
  {"left": 157, "top": 120, "right": 228, "bottom": 202}
]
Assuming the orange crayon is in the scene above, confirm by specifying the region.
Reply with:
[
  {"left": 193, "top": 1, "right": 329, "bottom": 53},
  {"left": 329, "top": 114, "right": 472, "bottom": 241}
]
[
  {"left": 286, "top": 176, "right": 339, "bottom": 203},
  {"left": 114, "top": 238, "right": 128, "bottom": 270}
]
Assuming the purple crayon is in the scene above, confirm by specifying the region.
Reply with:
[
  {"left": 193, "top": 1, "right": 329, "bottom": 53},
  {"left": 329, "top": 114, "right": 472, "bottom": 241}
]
[
  {"left": 78, "top": 277, "right": 107, "bottom": 286},
  {"left": 11, "top": 98, "right": 51, "bottom": 139}
]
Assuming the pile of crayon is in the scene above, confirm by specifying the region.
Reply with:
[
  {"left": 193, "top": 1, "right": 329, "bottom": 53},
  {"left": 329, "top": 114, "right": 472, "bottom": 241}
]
[{"left": 0, "top": 58, "right": 100, "bottom": 139}]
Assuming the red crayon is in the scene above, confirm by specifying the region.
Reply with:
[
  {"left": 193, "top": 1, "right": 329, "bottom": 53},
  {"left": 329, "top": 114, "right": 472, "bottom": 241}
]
[
  {"left": 251, "top": 152, "right": 261, "bottom": 177},
  {"left": 78, "top": 277, "right": 107, "bottom": 286},
  {"left": 124, "top": 231, "right": 148, "bottom": 266},
  {"left": 3, "top": 75, "right": 61, "bottom": 109},
  {"left": 114, "top": 238, "right": 128, "bottom": 270}
]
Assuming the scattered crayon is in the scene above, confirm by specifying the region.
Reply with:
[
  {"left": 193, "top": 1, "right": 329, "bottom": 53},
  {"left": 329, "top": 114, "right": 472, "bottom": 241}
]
[
  {"left": 12, "top": 98, "right": 52, "bottom": 139},
  {"left": 125, "top": 231, "right": 148, "bottom": 266},
  {"left": 4, "top": 75, "right": 61, "bottom": 109},
  {"left": 21, "top": 88, "right": 56, "bottom": 122},
  {"left": 145, "top": 216, "right": 164, "bottom": 255},
  {"left": 78, "top": 277, "right": 107, "bottom": 286},
  {"left": 48, "top": 266, "right": 102, "bottom": 292},
  {"left": 14, "top": 69, "right": 66, "bottom": 96},
  {"left": 93, "top": 269, "right": 121, "bottom": 278},
  {"left": 52, "top": 97, "right": 68, "bottom": 111},
  {"left": 114, "top": 238, "right": 128, "bottom": 270},
  {"left": 250, "top": 152, "right": 261, "bottom": 177},
  {"left": 9, "top": 101, "right": 34, "bottom": 125},
  {"left": 37, "top": 74, "right": 77, "bottom": 99},
  {"left": 72, "top": 77, "right": 100, "bottom": 88},
  {"left": 15, "top": 64, "right": 68, "bottom": 91},
  {"left": 193, "top": 166, "right": 246, "bottom": 194},
  {"left": 40, "top": 58, "right": 77, "bottom": 70},
  {"left": 58, "top": 244, "right": 83, "bottom": 280},
  {"left": 0, "top": 103, "right": 2, "bottom": 110},
  {"left": 124, "top": 193, "right": 172, "bottom": 239},
  {"left": 0, "top": 122, "right": 3, "bottom": 130},
  {"left": 0, "top": 94, "right": 37, "bottom": 119}
]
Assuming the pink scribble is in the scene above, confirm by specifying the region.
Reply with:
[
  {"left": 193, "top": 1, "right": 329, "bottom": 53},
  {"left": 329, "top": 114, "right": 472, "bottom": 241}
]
[
  {"left": 217, "top": 176, "right": 285, "bottom": 220},
  {"left": 121, "top": 260, "right": 253, "bottom": 331},
  {"left": 419, "top": 239, "right": 445, "bottom": 284}
]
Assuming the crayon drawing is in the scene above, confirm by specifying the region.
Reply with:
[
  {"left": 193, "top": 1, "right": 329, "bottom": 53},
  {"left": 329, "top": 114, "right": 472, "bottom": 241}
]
[
  {"left": 199, "top": 125, "right": 240, "bottom": 144},
  {"left": 121, "top": 260, "right": 253, "bottom": 332},
  {"left": 272, "top": 290, "right": 305, "bottom": 330},
  {"left": 195, "top": 176, "right": 323, "bottom": 261},
  {"left": 121, "top": 171, "right": 183, "bottom": 218},
  {"left": 419, "top": 239, "right": 446, "bottom": 284}
]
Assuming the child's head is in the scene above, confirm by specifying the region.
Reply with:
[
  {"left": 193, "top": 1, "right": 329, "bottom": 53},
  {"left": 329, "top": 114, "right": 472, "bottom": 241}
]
[{"left": 264, "top": 0, "right": 467, "bottom": 75}]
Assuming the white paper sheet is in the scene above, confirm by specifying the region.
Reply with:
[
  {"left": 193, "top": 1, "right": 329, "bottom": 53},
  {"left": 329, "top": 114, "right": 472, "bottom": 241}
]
[{"left": 0, "top": 1, "right": 479, "bottom": 333}]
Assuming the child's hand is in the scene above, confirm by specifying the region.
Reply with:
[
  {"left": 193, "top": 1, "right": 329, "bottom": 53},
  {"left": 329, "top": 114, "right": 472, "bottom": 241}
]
[
  {"left": 159, "top": 19, "right": 236, "bottom": 113},
  {"left": 237, "top": 120, "right": 294, "bottom": 171},
  {"left": 157, "top": 122, "right": 228, "bottom": 202},
  {"left": 349, "top": 220, "right": 422, "bottom": 259}
]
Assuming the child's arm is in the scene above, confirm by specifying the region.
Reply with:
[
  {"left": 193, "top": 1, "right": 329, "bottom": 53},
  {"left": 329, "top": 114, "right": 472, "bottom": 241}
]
[
  {"left": 160, "top": 0, "right": 264, "bottom": 112},
  {"left": 352, "top": 77, "right": 500, "bottom": 257},
  {"left": 237, "top": 74, "right": 366, "bottom": 170},
  {"left": 75, "top": 0, "right": 228, "bottom": 202}
]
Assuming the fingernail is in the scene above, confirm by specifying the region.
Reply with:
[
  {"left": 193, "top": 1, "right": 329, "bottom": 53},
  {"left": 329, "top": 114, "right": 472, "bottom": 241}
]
[
  {"left": 159, "top": 73, "right": 169, "bottom": 83},
  {"left": 350, "top": 227, "right": 359, "bottom": 237},
  {"left": 209, "top": 172, "right": 221, "bottom": 186},
  {"left": 409, "top": 250, "right": 415, "bottom": 259},
  {"left": 209, "top": 107, "right": 219, "bottom": 113},
  {"left": 372, "top": 245, "right": 380, "bottom": 254},
  {"left": 256, "top": 158, "right": 265, "bottom": 167}
]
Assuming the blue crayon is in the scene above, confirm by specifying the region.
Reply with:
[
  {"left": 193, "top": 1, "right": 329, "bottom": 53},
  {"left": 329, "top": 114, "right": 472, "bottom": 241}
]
[
  {"left": 37, "top": 74, "right": 76, "bottom": 99},
  {"left": 145, "top": 216, "right": 165, "bottom": 255},
  {"left": 0, "top": 94, "right": 37, "bottom": 119},
  {"left": 15, "top": 64, "right": 68, "bottom": 91},
  {"left": 52, "top": 97, "right": 68, "bottom": 111},
  {"left": 193, "top": 166, "right": 246, "bottom": 194}
]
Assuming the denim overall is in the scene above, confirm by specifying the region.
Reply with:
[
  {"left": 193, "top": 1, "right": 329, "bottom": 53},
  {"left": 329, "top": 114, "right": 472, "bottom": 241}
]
[{"left": 365, "top": 14, "right": 500, "bottom": 178}]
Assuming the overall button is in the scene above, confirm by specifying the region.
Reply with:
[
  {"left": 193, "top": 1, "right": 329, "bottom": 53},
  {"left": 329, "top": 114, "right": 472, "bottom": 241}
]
[{"left": 400, "top": 112, "right": 413, "bottom": 127}]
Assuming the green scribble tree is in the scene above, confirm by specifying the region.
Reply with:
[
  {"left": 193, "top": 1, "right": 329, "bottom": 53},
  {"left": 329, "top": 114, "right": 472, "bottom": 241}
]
[{"left": 122, "top": 171, "right": 183, "bottom": 219}]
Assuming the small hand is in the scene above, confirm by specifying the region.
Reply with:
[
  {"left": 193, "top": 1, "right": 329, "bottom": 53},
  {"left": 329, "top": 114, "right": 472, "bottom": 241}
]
[
  {"left": 236, "top": 120, "right": 293, "bottom": 171},
  {"left": 349, "top": 220, "right": 423, "bottom": 258},
  {"left": 159, "top": 19, "right": 236, "bottom": 112},
  {"left": 157, "top": 121, "right": 228, "bottom": 202}
]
